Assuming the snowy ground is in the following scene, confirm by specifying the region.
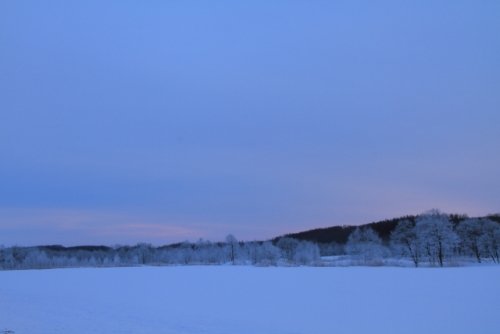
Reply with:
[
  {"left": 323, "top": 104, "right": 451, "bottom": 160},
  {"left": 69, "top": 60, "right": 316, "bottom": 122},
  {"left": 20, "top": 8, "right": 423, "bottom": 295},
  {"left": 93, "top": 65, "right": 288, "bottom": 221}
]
[{"left": 1, "top": 266, "right": 499, "bottom": 334}]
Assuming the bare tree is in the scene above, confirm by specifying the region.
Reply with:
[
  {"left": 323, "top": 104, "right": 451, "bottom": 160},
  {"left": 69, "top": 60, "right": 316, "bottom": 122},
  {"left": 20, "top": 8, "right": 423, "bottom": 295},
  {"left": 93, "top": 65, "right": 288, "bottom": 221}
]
[
  {"left": 293, "top": 241, "right": 320, "bottom": 265},
  {"left": 225, "top": 234, "right": 238, "bottom": 264},
  {"left": 276, "top": 237, "right": 300, "bottom": 263},
  {"left": 478, "top": 219, "right": 500, "bottom": 263},
  {"left": 415, "top": 213, "right": 458, "bottom": 267},
  {"left": 346, "top": 227, "right": 387, "bottom": 264},
  {"left": 456, "top": 218, "right": 483, "bottom": 262},
  {"left": 251, "top": 241, "right": 281, "bottom": 266},
  {"left": 391, "top": 220, "right": 421, "bottom": 267}
]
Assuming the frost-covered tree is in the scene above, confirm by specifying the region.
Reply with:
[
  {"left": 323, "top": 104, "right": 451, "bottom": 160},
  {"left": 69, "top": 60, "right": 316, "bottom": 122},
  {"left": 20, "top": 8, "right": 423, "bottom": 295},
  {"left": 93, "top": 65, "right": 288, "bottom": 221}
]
[
  {"left": 478, "top": 219, "right": 500, "bottom": 263},
  {"left": 191, "top": 239, "right": 225, "bottom": 264},
  {"left": 134, "top": 243, "right": 154, "bottom": 264},
  {"left": 276, "top": 237, "right": 300, "bottom": 263},
  {"left": 293, "top": 241, "right": 320, "bottom": 265},
  {"left": 251, "top": 241, "right": 281, "bottom": 266},
  {"left": 391, "top": 220, "right": 421, "bottom": 267},
  {"left": 319, "top": 242, "right": 344, "bottom": 256},
  {"left": 346, "top": 227, "right": 387, "bottom": 264},
  {"left": 0, "top": 247, "right": 16, "bottom": 269},
  {"left": 225, "top": 234, "right": 238, "bottom": 264},
  {"left": 22, "top": 249, "right": 51, "bottom": 269},
  {"left": 175, "top": 242, "right": 195, "bottom": 264},
  {"left": 456, "top": 219, "right": 484, "bottom": 262},
  {"left": 415, "top": 213, "right": 459, "bottom": 266}
]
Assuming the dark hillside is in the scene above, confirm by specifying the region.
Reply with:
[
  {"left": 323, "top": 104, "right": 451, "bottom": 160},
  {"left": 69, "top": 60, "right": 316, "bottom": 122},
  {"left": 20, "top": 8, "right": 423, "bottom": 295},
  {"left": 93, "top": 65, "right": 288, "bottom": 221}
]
[
  {"left": 364, "top": 215, "right": 417, "bottom": 242},
  {"left": 487, "top": 214, "right": 500, "bottom": 224},
  {"left": 38, "top": 245, "right": 112, "bottom": 252},
  {"left": 278, "top": 225, "right": 356, "bottom": 244},
  {"left": 278, "top": 215, "right": 417, "bottom": 244}
]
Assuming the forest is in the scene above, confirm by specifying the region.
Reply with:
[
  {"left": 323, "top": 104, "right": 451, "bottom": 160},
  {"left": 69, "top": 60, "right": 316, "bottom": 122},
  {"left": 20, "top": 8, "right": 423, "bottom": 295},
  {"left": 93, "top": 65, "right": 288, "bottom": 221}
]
[{"left": 1, "top": 210, "right": 499, "bottom": 270}]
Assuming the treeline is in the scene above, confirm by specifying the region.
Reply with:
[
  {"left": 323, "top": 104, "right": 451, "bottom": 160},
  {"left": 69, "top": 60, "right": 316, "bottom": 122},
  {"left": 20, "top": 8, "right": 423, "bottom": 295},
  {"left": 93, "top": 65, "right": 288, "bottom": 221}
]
[
  {"left": 0, "top": 211, "right": 499, "bottom": 270},
  {"left": 0, "top": 236, "right": 321, "bottom": 270},
  {"left": 281, "top": 212, "right": 500, "bottom": 244}
]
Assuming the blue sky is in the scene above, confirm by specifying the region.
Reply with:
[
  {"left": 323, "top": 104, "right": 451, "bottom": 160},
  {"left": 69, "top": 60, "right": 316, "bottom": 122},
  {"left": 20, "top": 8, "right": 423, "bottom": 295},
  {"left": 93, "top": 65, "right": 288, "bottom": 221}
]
[{"left": 1, "top": 1, "right": 499, "bottom": 245}]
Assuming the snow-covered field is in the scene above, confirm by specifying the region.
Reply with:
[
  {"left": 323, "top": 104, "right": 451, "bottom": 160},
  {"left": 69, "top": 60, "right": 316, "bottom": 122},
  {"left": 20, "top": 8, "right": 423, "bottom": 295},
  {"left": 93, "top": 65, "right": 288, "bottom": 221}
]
[{"left": 1, "top": 266, "right": 499, "bottom": 334}]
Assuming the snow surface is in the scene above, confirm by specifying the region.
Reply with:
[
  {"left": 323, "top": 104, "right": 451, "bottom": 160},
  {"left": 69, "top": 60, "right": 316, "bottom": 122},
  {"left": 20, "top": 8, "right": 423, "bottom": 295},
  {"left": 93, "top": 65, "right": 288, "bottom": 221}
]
[{"left": 1, "top": 265, "right": 499, "bottom": 334}]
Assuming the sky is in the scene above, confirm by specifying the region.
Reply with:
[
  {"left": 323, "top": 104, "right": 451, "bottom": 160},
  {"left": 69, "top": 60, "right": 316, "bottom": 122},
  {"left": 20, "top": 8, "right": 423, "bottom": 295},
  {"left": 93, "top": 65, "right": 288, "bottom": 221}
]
[{"left": 1, "top": 1, "right": 499, "bottom": 246}]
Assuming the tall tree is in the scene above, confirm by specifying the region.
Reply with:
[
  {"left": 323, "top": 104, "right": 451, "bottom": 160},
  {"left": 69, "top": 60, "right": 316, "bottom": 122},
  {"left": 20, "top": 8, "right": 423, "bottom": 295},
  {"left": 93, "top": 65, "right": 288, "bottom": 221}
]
[
  {"left": 478, "top": 219, "right": 500, "bottom": 263},
  {"left": 276, "top": 237, "right": 300, "bottom": 263},
  {"left": 225, "top": 234, "right": 238, "bottom": 264},
  {"left": 391, "top": 220, "right": 421, "bottom": 267},
  {"left": 346, "top": 227, "right": 387, "bottom": 263},
  {"left": 456, "top": 219, "right": 483, "bottom": 262},
  {"left": 415, "top": 212, "right": 458, "bottom": 267}
]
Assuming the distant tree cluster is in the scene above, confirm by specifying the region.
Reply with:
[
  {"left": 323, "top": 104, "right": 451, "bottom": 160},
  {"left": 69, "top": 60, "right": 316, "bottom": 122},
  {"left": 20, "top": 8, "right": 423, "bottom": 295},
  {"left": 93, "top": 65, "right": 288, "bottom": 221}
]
[
  {"left": 340, "top": 211, "right": 499, "bottom": 267},
  {"left": 389, "top": 211, "right": 499, "bottom": 266},
  {"left": 1, "top": 211, "right": 499, "bottom": 270},
  {"left": 0, "top": 236, "right": 321, "bottom": 270},
  {"left": 345, "top": 226, "right": 389, "bottom": 265}
]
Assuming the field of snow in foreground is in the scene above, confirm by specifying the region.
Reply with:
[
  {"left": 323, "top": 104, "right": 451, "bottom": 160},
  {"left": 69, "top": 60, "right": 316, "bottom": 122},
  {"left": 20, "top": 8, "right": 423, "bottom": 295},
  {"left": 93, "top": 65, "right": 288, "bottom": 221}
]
[{"left": 1, "top": 266, "right": 499, "bottom": 334}]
